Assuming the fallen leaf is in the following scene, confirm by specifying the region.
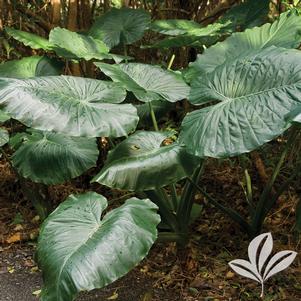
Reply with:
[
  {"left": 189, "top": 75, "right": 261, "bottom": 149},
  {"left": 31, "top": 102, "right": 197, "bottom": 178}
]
[
  {"left": 140, "top": 292, "right": 153, "bottom": 301},
  {"left": 226, "top": 271, "right": 235, "bottom": 279},
  {"left": 14, "top": 224, "right": 24, "bottom": 231},
  {"left": 32, "top": 289, "right": 41, "bottom": 296},
  {"left": 7, "top": 266, "right": 14, "bottom": 273},
  {"left": 107, "top": 291, "right": 118, "bottom": 300},
  {"left": 30, "top": 266, "right": 39, "bottom": 273},
  {"left": 6, "top": 232, "right": 22, "bottom": 244}
]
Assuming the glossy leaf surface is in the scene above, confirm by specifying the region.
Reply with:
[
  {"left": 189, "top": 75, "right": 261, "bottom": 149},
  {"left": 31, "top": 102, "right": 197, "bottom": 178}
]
[
  {"left": 0, "top": 76, "right": 138, "bottom": 137},
  {"left": 6, "top": 27, "right": 52, "bottom": 50},
  {"left": 219, "top": 0, "right": 270, "bottom": 31},
  {"left": 49, "top": 28, "right": 110, "bottom": 60},
  {"left": 0, "top": 56, "right": 63, "bottom": 78},
  {"left": 38, "top": 192, "right": 160, "bottom": 301},
  {"left": 180, "top": 47, "right": 301, "bottom": 158},
  {"left": 186, "top": 10, "right": 301, "bottom": 80},
  {"left": 89, "top": 8, "right": 151, "bottom": 48},
  {"left": 95, "top": 62, "right": 189, "bottom": 102},
  {"left": 92, "top": 131, "right": 199, "bottom": 191},
  {"left": 11, "top": 130, "right": 98, "bottom": 185}
]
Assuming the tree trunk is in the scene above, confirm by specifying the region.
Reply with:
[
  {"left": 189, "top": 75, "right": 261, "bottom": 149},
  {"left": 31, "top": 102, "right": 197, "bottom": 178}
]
[
  {"left": 67, "top": 0, "right": 81, "bottom": 76},
  {"left": 51, "top": 0, "right": 61, "bottom": 27}
]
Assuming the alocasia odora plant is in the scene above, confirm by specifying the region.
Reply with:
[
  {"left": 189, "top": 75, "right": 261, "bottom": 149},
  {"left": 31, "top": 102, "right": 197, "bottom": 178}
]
[{"left": 0, "top": 5, "right": 301, "bottom": 301}]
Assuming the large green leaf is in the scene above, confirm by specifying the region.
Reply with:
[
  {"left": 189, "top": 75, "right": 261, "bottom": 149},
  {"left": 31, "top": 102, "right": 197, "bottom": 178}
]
[
  {"left": 0, "top": 56, "right": 63, "bottom": 78},
  {"left": 92, "top": 131, "right": 199, "bottom": 191},
  {"left": 0, "top": 76, "right": 138, "bottom": 137},
  {"left": 11, "top": 130, "right": 98, "bottom": 185},
  {"left": 89, "top": 7, "right": 151, "bottom": 48},
  {"left": 180, "top": 47, "right": 301, "bottom": 158},
  {"left": 186, "top": 10, "right": 301, "bottom": 80},
  {"left": 95, "top": 62, "right": 189, "bottom": 102},
  {"left": 37, "top": 192, "right": 160, "bottom": 301},
  {"left": 150, "top": 19, "right": 225, "bottom": 36},
  {"left": 49, "top": 27, "right": 110, "bottom": 61},
  {"left": 0, "top": 128, "right": 9, "bottom": 147},
  {"left": 6, "top": 27, "right": 52, "bottom": 50},
  {"left": 146, "top": 21, "right": 225, "bottom": 49},
  {"left": 219, "top": 0, "right": 270, "bottom": 31}
]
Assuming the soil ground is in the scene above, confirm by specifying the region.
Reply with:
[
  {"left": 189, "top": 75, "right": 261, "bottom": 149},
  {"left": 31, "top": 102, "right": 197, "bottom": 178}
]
[{"left": 0, "top": 142, "right": 301, "bottom": 301}]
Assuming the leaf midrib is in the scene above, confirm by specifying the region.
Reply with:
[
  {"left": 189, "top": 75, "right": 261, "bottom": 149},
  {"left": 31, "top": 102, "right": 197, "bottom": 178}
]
[
  {"left": 55, "top": 216, "right": 102, "bottom": 299},
  {"left": 213, "top": 82, "right": 301, "bottom": 103}
]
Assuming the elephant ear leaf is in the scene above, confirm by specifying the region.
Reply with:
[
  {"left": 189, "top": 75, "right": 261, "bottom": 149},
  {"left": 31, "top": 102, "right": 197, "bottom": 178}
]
[
  {"left": 0, "top": 56, "right": 63, "bottom": 78},
  {"left": 95, "top": 62, "right": 189, "bottom": 103},
  {"left": 0, "top": 76, "right": 138, "bottom": 138},
  {"left": 6, "top": 27, "right": 52, "bottom": 50},
  {"left": 92, "top": 131, "right": 199, "bottom": 191},
  {"left": 37, "top": 192, "right": 160, "bottom": 301},
  {"left": 11, "top": 130, "right": 99, "bottom": 185},
  {"left": 186, "top": 9, "right": 301, "bottom": 81},
  {"left": 49, "top": 27, "right": 110, "bottom": 61},
  {"left": 180, "top": 47, "right": 301, "bottom": 158},
  {"left": 89, "top": 7, "right": 151, "bottom": 48},
  {"left": 0, "top": 128, "right": 9, "bottom": 147}
]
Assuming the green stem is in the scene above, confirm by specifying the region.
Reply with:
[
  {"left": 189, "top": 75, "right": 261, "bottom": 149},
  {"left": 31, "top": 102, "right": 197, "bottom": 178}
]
[
  {"left": 148, "top": 101, "right": 159, "bottom": 131},
  {"left": 187, "top": 177, "right": 252, "bottom": 234},
  {"left": 157, "top": 232, "right": 186, "bottom": 243},
  {"left": 124, "top": 42, "right": 128, "bottom": 63},
  {"left": 244, "top": 168, "right": 255, "bottom": 215},
  {"left": 177, "top": 161, "right": 204, "bottom": 232},
  {"left": 251, "top": 126, "right": 299, "bottom": 235},
  {"left": 169, "top": 184, "right": 178, "bottom": 212},
  {"left": 262, "top": 158, "right": 301, "bottom": 217},
  {"left": 167, "top": 54, "right": 175, "bottom": 70},
  {"left": 144, "top": 189, "right": 179, "bottom": 232}
]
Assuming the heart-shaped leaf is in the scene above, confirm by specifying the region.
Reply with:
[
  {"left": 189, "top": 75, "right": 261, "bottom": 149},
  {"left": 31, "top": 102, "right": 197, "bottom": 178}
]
[
  {"left": 89, "top": 7, "right": 151, "bottom": 48},
  {"left": 0, "top": 76, "right": 138, "bottom": 138},
  {"left": 219, "top": 0, "right": 270, "bottom": 32},
  {"left": 6, "top": 27, "right": 52, "bottom": 50},
  {"left": 49, "top": 27, "right": 110, "bottom": 61},
  {"left": 146, "top": 21, "right": 225, "bottom": 49},
  {"left": 37, "top": 192, "right": 160, "bottom": 301},
  {"left": 11, "top": 130, "right": 99, "bottom": 185},
  {"left": 95, "top": 62, "right": 189, "bottom": 102},
  {"left": 186, "top": 10, "right": 301, "bottom": 81},
  {"left": 0, "top": 128, "right": 9, "bottom": 147},
  {"left": 0, "top": 56, "right": 63, "bottom": 78},
  {"left": 180, "top": 47, "right": 301, "bottom": 158},
  {"left": 150, "top": 19, "right": 225, "bottom": 36},
  {"left": 92, "top": 131, "right": 199, "bottom": 191}
]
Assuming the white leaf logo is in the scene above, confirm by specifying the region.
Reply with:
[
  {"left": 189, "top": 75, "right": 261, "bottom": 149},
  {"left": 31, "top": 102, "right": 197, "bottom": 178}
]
[{"left": 229, "top": 232, "right": 297, "bottom": 298}]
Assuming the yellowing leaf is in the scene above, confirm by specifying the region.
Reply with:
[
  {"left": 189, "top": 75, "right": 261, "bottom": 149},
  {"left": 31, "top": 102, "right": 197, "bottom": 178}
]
[
  {"left": 107, "top": 291, "right": 118, "bottom": 300},
  {"left": 32, "top": 289, "right": 41, "bottom": 296},
  {"left": 7, "top": 266, "right": 15, "bottom": 273}
]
